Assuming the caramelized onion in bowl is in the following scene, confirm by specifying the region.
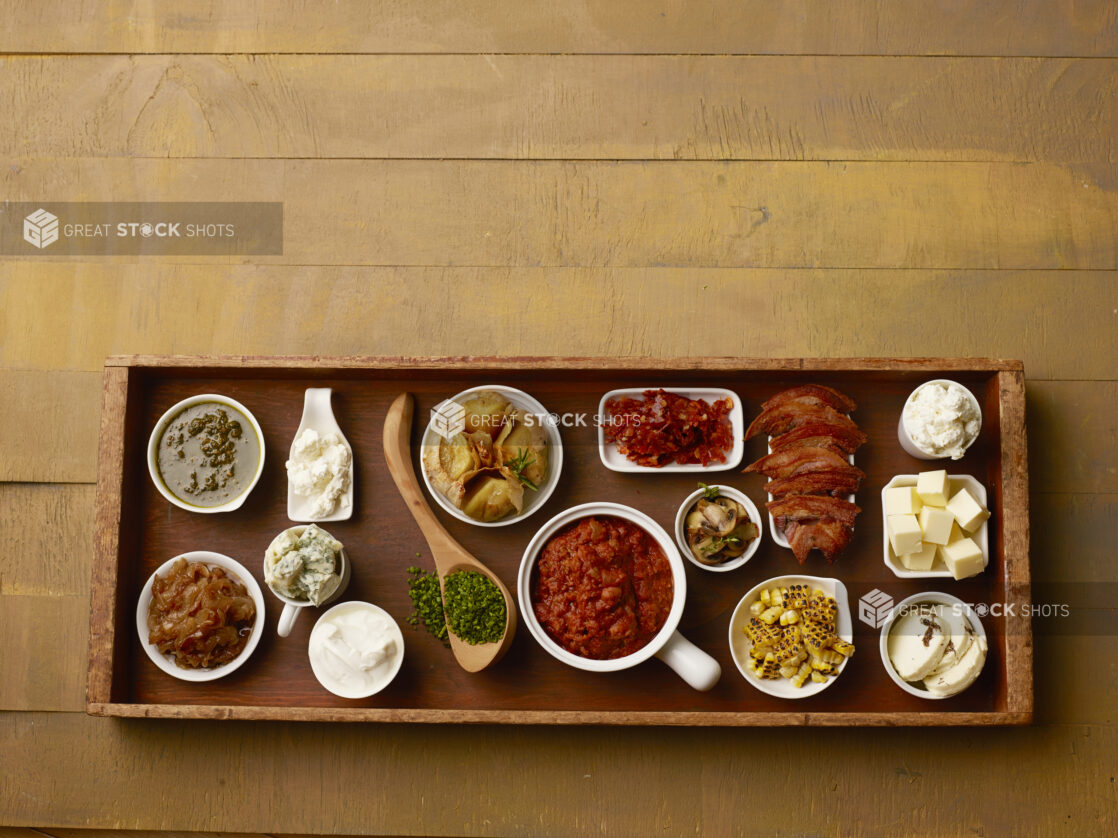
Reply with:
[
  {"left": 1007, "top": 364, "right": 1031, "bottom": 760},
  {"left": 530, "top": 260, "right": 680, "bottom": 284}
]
[
  {"left": 147, "top": 558, "right": 257, "bottom": 669},
  {"left": 136, "top": 551, "right": 266, "bottom": 682}
]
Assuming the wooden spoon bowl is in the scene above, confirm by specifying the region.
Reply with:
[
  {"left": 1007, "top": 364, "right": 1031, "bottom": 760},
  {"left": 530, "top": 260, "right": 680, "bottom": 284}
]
[{"left": 382, "top": 392, "right": 517, "bottom": 672}]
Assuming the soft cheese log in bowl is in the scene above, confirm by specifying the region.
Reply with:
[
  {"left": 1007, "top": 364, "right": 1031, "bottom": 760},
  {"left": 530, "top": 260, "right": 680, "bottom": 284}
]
[{"left": 879, "top": 592, "right": 988, "bottom": 699}]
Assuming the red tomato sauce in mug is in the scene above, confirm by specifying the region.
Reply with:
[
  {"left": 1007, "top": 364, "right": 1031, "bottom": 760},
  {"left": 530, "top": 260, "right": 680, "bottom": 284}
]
[{"left": 531, "top": 516, "right": 674, "bottom": 660}]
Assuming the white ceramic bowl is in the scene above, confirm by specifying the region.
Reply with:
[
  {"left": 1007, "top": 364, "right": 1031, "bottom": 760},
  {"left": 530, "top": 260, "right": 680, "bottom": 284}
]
[
  {"left": 147, "top": 393, "right": 266, "bottom": 514},
  {"left": 518, "top": 502, "right": 721, "bottom": 690},
  {"left": 878, "top": 591, "right": 987, "bottom": 699},
  {"left": 597, "top": 387, "right": 744, "bottom": 472},
  {"left": 881, "top": 474, "right": 990, "bottom": 579},
  {"left": 307, "top": 601, "right": 405, "bottom": 699},
  {"left": 897, "top": 378, "right": 983, "bottom": 460},
  {"left": 136, "top": 551, "right": 266, "bottom": 682},
  {"left": 673, "top": 484, "right": 763, "bottom": 572},
  {"left": 728, "top": 575, "right": 853, "bottom": 699},
  {"left": 420, "top": 385, "right": 563, "bottom": 528}
]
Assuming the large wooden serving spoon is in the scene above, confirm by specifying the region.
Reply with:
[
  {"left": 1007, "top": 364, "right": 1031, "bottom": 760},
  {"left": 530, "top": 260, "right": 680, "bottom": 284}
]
[{"left": 382, "top": 392, "right": 517, "bottom": 672}]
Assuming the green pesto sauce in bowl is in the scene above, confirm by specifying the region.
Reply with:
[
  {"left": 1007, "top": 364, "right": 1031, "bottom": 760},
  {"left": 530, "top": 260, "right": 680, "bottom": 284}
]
[{"left": 156, "top": 401, "right": 261, "bottom": 508}]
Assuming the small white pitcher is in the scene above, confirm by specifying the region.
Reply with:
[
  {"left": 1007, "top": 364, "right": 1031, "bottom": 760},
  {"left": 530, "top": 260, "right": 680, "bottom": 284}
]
[{"left": 264, "top": 525, "right": 351, "bottom": 637}]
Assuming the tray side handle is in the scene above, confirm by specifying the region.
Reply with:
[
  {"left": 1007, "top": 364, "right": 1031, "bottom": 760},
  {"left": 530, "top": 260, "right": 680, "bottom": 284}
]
[
  {"left": 997, "top": 368, "right": 1032, "bottom": 721},
  {"left": 87, "top": 365, "right": 130, "bottom": 711}
]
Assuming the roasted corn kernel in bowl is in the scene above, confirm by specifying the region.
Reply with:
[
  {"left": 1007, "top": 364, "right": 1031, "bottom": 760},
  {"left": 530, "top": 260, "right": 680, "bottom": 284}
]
[{"left": 728, "top": 575, "right": 855, "bottom": 699}]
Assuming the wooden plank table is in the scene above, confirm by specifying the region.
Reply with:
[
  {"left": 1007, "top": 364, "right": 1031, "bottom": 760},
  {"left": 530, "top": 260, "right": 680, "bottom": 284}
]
[{"left": 1, "top": 2, "right": 1116, "bottom": 834}]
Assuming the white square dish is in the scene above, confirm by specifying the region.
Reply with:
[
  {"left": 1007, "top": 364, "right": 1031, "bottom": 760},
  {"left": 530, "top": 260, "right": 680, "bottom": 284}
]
[
  {"left": 597, "top": 387, "right": 744, "bottom": 473},
  {"left": 881, "top": 474, "right": 990, "bottom": 579}
]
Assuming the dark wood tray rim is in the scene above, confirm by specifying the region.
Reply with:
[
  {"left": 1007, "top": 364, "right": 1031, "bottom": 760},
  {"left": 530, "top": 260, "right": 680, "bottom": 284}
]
[{"left": 88, "top": 355, "right": 1032, "bottom": 726}]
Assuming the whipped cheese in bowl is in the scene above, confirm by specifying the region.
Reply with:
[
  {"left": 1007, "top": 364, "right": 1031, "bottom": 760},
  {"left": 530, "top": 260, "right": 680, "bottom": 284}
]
[
  {"left": 899, "top": 380, "right": 981, "bottom": 460},
  {"left": 308, "top": 601, "right": 404, "bottom": 698}
]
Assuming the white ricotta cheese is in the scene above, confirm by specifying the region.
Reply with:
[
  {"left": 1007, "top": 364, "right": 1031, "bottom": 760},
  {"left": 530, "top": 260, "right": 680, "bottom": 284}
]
[
  {"left": 902, "top": 382, "right": 981, "bottom": 460},
  {"left": 286, "top": 428, "right": 352, "bottom": 518}
]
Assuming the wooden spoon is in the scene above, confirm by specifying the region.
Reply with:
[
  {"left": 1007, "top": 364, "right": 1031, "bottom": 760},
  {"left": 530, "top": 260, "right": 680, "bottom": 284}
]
[{"left": 382, "top": 392, "right": 517, "bottom": 672}]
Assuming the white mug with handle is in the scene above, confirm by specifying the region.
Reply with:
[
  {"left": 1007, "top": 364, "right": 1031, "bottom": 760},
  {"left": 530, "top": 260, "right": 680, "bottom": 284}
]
[{"left": 264, "top": 526, "right": 351, "bottom": 637}]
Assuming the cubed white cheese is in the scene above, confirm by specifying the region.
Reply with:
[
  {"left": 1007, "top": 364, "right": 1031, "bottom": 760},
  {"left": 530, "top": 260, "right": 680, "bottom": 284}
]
[
  {"left": 916, "top": 469, "right": 950, "bottom": 506},
  {"left": 939, "top": 536, "right": 985, "bottom": 580},
  {"left": 888, "top": 513, "right": 924, "bottom": 556},
  {"left": 900, "top": 540, "right": 938, "bottom": 571},
  {"left": 946, "top": 487, "right": 989, "bottom": 533},
  {"left": 884, "top": 485, "right": 923, "bottom": 516},
  {"left": 919, "top": 506, "right": 955, "bottom": 546}
]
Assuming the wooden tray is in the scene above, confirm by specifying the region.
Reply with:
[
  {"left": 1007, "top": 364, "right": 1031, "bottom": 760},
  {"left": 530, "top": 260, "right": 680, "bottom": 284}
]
[{"left": 87, "top": 356, "right": 1032, "bottom": 725}]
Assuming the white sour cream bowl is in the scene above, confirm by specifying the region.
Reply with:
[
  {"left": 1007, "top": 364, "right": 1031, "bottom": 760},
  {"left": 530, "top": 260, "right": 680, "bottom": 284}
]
[{"left": 308, "top": 601, "right": 404, "bottom": 698}]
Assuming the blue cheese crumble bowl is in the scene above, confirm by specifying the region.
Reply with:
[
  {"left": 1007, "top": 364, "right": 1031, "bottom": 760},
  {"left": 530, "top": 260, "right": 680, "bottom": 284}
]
[{"left": 263, "top": 524, "right": 350, "bottom": 637}]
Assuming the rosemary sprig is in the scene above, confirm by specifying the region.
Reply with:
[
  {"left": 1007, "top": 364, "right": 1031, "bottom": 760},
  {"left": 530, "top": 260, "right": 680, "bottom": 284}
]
[{"left": 507, "top": 448, "right": 539, "bottom": 491}]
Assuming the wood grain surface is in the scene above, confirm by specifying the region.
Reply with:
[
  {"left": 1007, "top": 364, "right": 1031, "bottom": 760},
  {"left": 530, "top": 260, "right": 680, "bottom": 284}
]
[
  {"left": 3, "top": 56, "right": 1115, "bottom": 162},
  {"left": 5, "top": 159, "right": 1118, "bottom": 269},
  {"left": 3, "top": 1, "right": 1117, "bottom": 56},
  {"left": 2, "top": 0, "right": 1117, "bottom": 835}
]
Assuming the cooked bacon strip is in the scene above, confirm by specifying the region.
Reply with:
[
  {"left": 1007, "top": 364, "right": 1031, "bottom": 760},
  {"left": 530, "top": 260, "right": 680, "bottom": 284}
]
[
  {"left": 781, "top": 519, "right": 854, "bottom": 564},
  {"left": 761, "top": 384, "right": 857, "bottom": 414},
  {"left": 744, "top": 402, "right": 858, "bottom": 440},
  {"left": 743, "top": 446, "right": 864, "bottom": 480},
  {"left": 744, "top": 384, "right": 864, "bottom": 564},
  {"left": 769, "top": 421, "right": 867, "bottom": 455},
  {"left": 766, "top": 495, "right": 861, "bottom": 528},
  {"left": 768, "top": 437, "right": 846, "bottom": 457},
  {"left": 764, "top": 470, "right": 862, "bottom": 498}
]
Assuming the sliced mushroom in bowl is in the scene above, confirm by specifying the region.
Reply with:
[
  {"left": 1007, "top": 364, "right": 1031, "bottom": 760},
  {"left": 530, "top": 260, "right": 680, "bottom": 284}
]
[{"left": 674, "top": 484, "right": 763, "bottom": 572}]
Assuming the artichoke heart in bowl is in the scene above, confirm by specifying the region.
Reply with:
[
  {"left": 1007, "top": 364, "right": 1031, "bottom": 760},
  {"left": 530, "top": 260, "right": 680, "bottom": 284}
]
[{"left": 422, "top": 387, "right": 562, "bottom": 526}]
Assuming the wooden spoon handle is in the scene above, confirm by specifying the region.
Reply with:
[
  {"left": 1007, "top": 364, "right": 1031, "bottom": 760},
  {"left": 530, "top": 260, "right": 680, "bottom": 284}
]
[
  {"left": 382, "top": 392, "right": 517, "bottom": 672},
  {"left": 382, "top": 393, "right": 462, "bottom": 573}
]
